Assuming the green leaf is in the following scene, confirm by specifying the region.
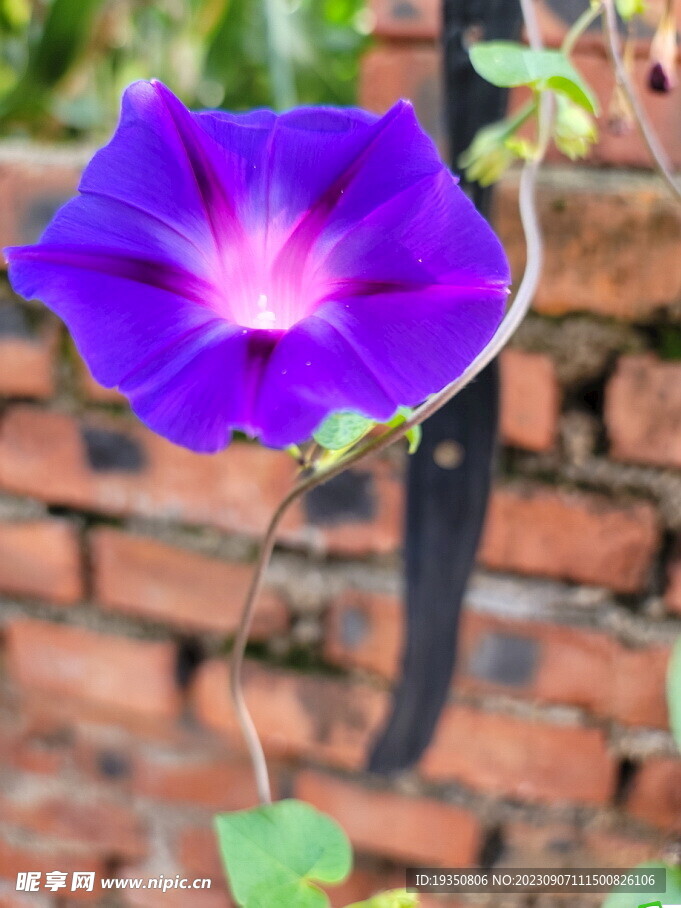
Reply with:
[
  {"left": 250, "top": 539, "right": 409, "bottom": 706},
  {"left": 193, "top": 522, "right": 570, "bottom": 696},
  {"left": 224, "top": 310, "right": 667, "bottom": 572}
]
[
  {"left": 215, "top": 799, "right": 352, "bottom": 908},
  {"left": 469, "top": 42, "right": 599, "bottom": 113},
  {"left": 386, "top": 407, "right": 422, "bottom": 454},
  {"left": 602, "top": 863, "right": 681, "bottom": 908},
  {"left": 345, "top": 889, "right": 419, "bottom": 907},
  {"left": 313, "top": 411, "right": 375, "bottom": 451},
  {"left": 667, "top": 636, "right": 681, "bottom": 750}
]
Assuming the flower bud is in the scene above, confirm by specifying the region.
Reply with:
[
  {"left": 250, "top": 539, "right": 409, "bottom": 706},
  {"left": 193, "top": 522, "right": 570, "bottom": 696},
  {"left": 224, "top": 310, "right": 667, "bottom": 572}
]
[
  {"left": 458, "top": 119, "right": 517, "bottom": 186},
  {"left": 554, "top": 95, "right": 598, "bottom": 159},
  {"left": 648, "top": 2, "right": 678, "bottom": 93}
]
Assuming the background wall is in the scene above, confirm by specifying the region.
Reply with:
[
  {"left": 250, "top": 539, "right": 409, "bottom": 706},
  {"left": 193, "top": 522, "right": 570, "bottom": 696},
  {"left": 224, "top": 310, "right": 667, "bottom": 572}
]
[{"left": 0, "top": 0, "right": 681, "bottom": 906}]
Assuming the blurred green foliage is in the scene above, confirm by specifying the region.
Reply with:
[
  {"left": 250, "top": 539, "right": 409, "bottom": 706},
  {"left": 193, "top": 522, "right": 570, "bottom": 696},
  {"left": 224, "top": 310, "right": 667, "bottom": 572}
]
[{"left": 0, "top": 0, "right": 370, "bottom": 138}]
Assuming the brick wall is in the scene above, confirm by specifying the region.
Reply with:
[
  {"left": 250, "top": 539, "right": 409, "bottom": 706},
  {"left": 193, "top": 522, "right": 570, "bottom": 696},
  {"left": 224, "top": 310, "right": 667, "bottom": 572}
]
[{"left": 0, "top": 2, "right": 680, "bottom": 905}]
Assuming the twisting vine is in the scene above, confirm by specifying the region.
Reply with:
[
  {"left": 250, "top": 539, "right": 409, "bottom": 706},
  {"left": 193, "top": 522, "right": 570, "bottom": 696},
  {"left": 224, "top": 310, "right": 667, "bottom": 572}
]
[{"left": 229, "top": 0, "right": 551, "bottom": 809}]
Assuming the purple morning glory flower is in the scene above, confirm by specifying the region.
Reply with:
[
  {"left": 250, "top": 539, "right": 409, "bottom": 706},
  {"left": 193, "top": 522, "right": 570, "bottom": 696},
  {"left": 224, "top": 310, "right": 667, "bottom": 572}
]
[{"left": 5, "top": 81, "right": 509, "bottom": 453}]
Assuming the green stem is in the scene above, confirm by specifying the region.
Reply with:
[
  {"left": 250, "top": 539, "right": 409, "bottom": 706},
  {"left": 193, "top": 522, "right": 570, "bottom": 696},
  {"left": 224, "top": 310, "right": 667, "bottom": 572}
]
[
  {"left": 229, "top": 0, "right": 551, "bottom": 807},
  {"left": 562, "top": 2, "right": 603, "bottom": 56}
]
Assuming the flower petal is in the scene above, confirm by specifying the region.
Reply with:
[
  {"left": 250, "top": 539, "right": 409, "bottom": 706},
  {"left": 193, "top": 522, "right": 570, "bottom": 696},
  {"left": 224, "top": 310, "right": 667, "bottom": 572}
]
[
  {"left": 121, "top": 325, "right": 276, "bottom": 453},
  {"left": 78, "top": 81, "right": 224, "bottom": 254},
  {"left": 318, "top": 161, "right": 510, "bottom": 292},
  {"left": 5, "top": 247, "right": 220, "bottom": 388},
  {"left": 254, "top": 282, "right": 507, "bottom": 449}
]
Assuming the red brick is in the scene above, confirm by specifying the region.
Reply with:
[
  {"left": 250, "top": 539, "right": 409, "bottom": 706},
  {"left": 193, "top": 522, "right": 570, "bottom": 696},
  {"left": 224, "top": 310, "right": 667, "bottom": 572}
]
[
  {"left": 666, "top": 537, "right": 681, "bottom": 614},
  {"left": 605, "top": 355, "right": 681, "bottom": 469},
  {"left": 91, "top": 528, "right": 288, "bottom": 637},
  {"left": 0, "top": 520, "right": 83, "bottom": 604},
  {"left": 0, "top": 323, "right": 57, "bottom": 400},
  {"left": 296, "top": 770, "right": 481, "bottom": 867},
  {"left": 0, "top": 154, "right": 81, "bottom": 251},
  {"left": 191, "top": 660, "right": 388, "bottom": 770},
  {"left": 495, "top": 169, "right": 681, "bottom": 320},
  {"left": 5, "top": 619, "right": 181, "bottom": 721},
  {"left": 304, "top": 460, "right": 403, "bottom": 557},
  {"left": 479, "top": 484, "right": 659, "bottom": 593},
  {"left": 370, "top": 0, "right": 439, "bottom": 39},
  {"left": 500, "top": 350, "right": 560, "bottom": 451},
  {"left": 325, "top": 590, "right": 402, "bottom": 679},
  {"left": 0, "top": 789, "right": 147, "bottom": 862},
  {"left": 0, "top": 834, "right": 104, "bottom": 902},
  {"left": 132, "top": 751, "right": 266, "bottom": 811},
  {"left": 174, "top": 826, "right": 224, "bottom": 883},
  {"left": 359, "top": 45, "right": 445, "bottom": 148},
  {"left": 327, "top": 599, "right": 671, "bottom": 727},
  {"left": 501, "top": 821, "right": 581, "bottom": 867},
  {"left": 566, "top": 50, "right": 681, "bottom": 170},
  {"left": 0, "top": 407, "right": 399, "bottom": 556},
  {"left": 532, "top": 0, "right": 681, "bottom": 52},
  {"left": 421, "top": 706, "right": 616, "bottom": 805},
  {"left": 582, "top": 828, "right": 661, "bottom": 867},
  {"left": 0, "top": 405, "right": 297, "bottom": 533},
  {"left": 625, "top": 758, "right": 681, "bottom": 831},
  {"left": 457, "top": 612, "right": 671, "bottom": 728}
]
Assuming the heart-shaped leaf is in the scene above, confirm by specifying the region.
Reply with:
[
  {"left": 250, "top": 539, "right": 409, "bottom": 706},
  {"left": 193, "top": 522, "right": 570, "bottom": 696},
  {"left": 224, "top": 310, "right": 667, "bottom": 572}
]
[
  {"left": 314, "top": 411, "right": 375, "bottom": 451},
  {"left": 470, "top": 42, "right": 599, "bottom": 113},
  {"left": 215, "top": 799, "right": 352, "bottom": 908}
]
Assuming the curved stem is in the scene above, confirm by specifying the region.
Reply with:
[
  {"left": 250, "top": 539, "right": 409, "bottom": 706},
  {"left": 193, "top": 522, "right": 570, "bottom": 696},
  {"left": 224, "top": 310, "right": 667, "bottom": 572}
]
[
  {"left": 562, "top": 1, "right": 603, "bottom": 56},
  {"left": 229, "top": 0, "right": 550, "bottom": 806},
  {"left": 602, "top": 0, "right": 681, "bottom": 204}
]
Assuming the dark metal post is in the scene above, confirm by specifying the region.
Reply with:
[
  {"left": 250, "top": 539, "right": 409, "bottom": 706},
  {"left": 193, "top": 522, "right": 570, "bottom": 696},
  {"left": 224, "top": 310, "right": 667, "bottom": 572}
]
[{"left": 369, "top": 0, "right": 523, "bottom": 773}]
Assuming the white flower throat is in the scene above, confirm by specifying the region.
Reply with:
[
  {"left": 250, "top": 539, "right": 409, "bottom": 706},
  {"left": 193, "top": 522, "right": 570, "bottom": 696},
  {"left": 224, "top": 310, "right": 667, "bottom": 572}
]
[{"left": 254, "top": 292, "right": 277, "bottom": 329}]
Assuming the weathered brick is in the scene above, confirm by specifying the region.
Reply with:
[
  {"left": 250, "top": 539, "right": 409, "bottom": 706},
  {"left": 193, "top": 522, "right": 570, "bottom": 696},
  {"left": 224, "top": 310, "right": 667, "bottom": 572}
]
[
  {"left": 0, "top": 319, "right": 57, "bottom": 400},
  {"left": 296, "top": 770, "right": 481, "bottom": 867},
  {"left": 500, "top": 349, "right": 561, "bottom": 451},
  {"left": 0, "top": 787, "right": 147, "bottom": 861},
  {"left": 5, "top": 619, "right": 181, "bottom": 721},
  {"left": 457, "top": 612, "right": 671, "bottom": 728},
  {"left": 605, "top": 354, "right": 681, "bottom": 469},
  {"left": 370, "top": 0, "right": 439, "bottom": 39},
  {"left": 495, "top": 169, "right": 681, "bottom": 320},
  {"left": 0, "top": 833, "right": 104, "bottom": 902},
  {"left": 326, "top": 595, "right": 670, "bottom": 727},
  {"left": 0, "top": 406, "right": 399, "bottom": 556},
  {"left": 501, "top": 820, "right": 659, "bottom": 869},
  {"left": 0, "top": 405, "right": 298, "bottom": 535},
  {"left": 91, "top": 528, "right": 288, "bottom": 637},
  {"left": 324, "top": 590, "right": 402, "bottom": 679},
  {"left": 581, "top": 828, "right": 661, "bottom": 867},
  {"left": 191, "top": 660, "right": 388, "bottom": 770},
  {"left": 302, "top": 461, "right": 403, "bottom": 556},
  {"left": 0, "top": 520, "right": 83, "bottom": 604},
  {"left": 359, "top": 44, "right": 445, "bottom": 148},
  {"left": 131, "top": 751, "right": 267, "bottom": 811},
  {"left": 567, "top": 50, "right": 681, "bottom": 170},
  {"left": 174, "top": 826, "right": 224, "bottom": 883},
  {"left": 666, "top": 536, "right": 681, "bottom": 615},
  {"left": 421, "top": 706, "right": 616, "bottom": 805},
  {"left": 625, "top": 758, "right": 681, "bottom": 831},
  {"left": 479, "top": 484, "right": 660, "bottom": 593},
  {"left": 500, "top": 820, "right": 581, "bottom": 867},
  {"left": 0, "top": 151, "right": 81, "bottom": 252}
]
